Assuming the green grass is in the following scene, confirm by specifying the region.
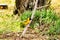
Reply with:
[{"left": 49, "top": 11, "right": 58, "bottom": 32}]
[
  {"left": 0, "top": 9, "right": 60, "bottom": 35},
  {"left": 20, "top": 9, "right": 58, "bottom": 27},
  {"left": 0, "top": 13, "right": 20, "bottom": 34},
  {"left": 20, "top": 9, "right": 60, "bottom": 35},
  {"left": 48, "top": 19, "right": 60, "bottom": 35}
]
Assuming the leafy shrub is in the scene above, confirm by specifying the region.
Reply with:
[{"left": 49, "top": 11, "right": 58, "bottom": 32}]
[{"left": 20, "top": 9, "right": 58, "bottom": 29}]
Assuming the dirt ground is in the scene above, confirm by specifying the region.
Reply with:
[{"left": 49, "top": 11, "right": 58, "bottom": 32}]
[{"left": 0, "top": 27, "right": 60, "bottom": 40}]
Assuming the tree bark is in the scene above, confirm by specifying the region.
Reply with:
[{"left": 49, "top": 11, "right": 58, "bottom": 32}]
[{"left": 14, "top": 0, "right": 50, "bottom": 15}]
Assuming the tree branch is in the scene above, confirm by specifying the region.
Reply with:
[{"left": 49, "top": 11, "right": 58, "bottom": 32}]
[{"left": 20, "top": 0, "right": 38, "bottom": 38}]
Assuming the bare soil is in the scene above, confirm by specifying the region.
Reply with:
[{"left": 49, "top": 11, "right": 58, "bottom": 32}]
[{"left": 0, "top": 27, "right": 60, "bottom": 40}]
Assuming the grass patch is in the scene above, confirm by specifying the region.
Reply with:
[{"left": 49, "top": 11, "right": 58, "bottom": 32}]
[
  {"left": 0, "top": 13, "right": 20, "bottom": 34},
  {"left": 20, "top": 9, "right": 60, "bottom": 35},
  {"left": 0, "top": 9, "right": 60, "bottom": 35}
]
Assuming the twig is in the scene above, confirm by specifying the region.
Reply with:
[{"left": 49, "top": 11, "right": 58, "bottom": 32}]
[
  {"left": 25, "top": 0, "right": 29, "bottom": 8},
  {"left": 37, "top": 5, "right": 49, "bottom": 9},
  {"left": 20, "top": 0, "right": 38, "bottom": 38}
]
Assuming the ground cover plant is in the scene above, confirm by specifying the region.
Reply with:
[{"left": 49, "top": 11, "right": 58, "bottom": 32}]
[
  {"left": 0, "top": 9, "right": 60, "bottom": 40},
  {"left": 20, "top": 9, "right": 60, "bottom": 35}
]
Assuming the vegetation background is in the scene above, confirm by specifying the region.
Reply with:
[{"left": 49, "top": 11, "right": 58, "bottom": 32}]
[{"left": 0, "top": 0, "right": 60, "bottom": 40}]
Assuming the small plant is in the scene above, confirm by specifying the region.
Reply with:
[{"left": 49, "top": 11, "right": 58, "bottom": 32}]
[
  {"left": 48, "top": 19, "right": 60, "bottom": 35},
  {"left": 20, "top": 9, "right": 58, "bottom": 29}
]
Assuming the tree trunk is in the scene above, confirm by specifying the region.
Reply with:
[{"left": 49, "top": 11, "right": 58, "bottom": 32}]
[{"left": 14, "top": 0, "right": 50, "bottom": 15}]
